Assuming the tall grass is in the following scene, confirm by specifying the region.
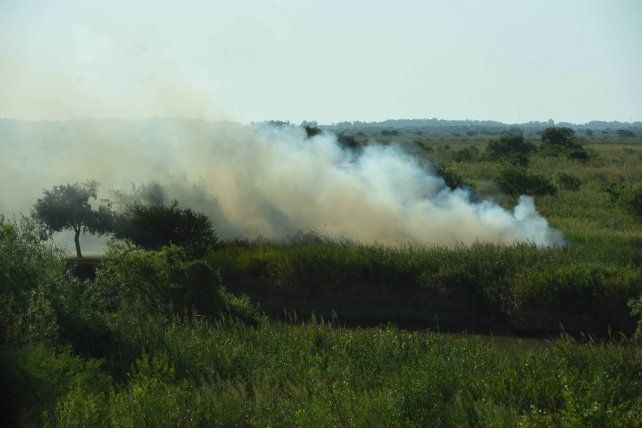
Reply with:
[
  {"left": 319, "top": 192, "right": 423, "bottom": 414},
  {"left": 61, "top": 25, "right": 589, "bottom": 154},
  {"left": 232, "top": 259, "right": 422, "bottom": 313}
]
[{"left": 4, "top": 319, "right": 641, "bottom": 426}]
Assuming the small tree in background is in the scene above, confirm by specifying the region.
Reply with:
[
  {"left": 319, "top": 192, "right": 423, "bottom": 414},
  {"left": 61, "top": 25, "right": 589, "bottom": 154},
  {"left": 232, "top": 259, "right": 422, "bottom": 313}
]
[
  {"left": 541, "top": 127, "right": 577, "bottom": 148},
  {"left": 33, "top": 181, "right": 112, "bottom": 258},
  {"left": 540, "top": 127, "right": 591, "bottom": 161}
]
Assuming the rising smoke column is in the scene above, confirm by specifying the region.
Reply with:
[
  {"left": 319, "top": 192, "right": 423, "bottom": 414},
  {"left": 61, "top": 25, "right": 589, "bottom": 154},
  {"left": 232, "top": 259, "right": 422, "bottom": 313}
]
[
  {"left": 0, "top": 120, "right": 564, "bottom": 248},
  {"left": 203, "top": 124, "right": 563, "bottom": 246}
]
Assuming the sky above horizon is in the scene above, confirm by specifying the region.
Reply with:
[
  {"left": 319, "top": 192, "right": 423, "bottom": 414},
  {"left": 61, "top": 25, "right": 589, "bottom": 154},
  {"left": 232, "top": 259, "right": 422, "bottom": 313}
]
[{"left": 1, "top": 0, "right": 641, "bottom": 124}]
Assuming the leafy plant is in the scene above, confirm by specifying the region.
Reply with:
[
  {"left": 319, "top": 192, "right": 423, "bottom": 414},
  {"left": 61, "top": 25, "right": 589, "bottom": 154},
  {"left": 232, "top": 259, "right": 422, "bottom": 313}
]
[
  {"left": 484, "top": 134, "right": 535, "bottom": 166},
  {"left": 111, "top": 201, "right": 218, "bottom": 258},
  {"left": 495, "top": 165, "right": 557, "bottom": 197}
]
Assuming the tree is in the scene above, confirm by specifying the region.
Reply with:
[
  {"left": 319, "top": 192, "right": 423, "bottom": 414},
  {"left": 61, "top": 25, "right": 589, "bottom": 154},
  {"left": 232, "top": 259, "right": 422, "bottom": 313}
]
[
  {"left": 540, "top": 127, "right": 590, "bottom": 161},
  {"left": 303, "top": 126, "right": 322, "bottom": 138},
  {"left": 33, "top": 181, "right": 112, "bottom": 258},
  {"left": 111, "top": 201, "right": 218, "bottom": 258},
  {"left": 540, "top": 127, "right": 578, "bottom": 148}
]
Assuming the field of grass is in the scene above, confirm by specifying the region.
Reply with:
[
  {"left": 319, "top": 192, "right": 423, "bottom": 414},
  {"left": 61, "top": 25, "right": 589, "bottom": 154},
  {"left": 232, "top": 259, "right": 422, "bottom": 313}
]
[{"left": 2, "top": 133, "right": 641, "bottom": 426}]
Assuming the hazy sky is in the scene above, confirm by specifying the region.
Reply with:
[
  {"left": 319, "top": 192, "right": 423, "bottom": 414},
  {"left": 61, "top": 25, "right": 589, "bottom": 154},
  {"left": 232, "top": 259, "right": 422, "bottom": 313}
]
[{"left": 1, "top": 0, "right": 640, "bottom": 123}]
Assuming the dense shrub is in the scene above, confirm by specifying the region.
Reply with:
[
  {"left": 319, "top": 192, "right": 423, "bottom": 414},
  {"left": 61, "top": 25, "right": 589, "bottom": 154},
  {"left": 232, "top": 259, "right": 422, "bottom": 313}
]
[
  {"left": 0, "top": 217, "right": 70, "bottom": 344},
  {"left": 95, "top": 243, "right": 258, "bottom": 324},
  {"left": 0, "top": 345, "right": 111, "bottom": 426},
  {"left": 111, "top": 201, "right": 219, "bottom": 258},
  {"left": 539, "top": 127, "right": 591, "bottom": 161},
  {"left": 484, "top": 134, "right": 535, "bottom": 166},
  {"left": 435, "top": 163, "right": 466, "bottom": 190},
  {"left": 554, "top": 170, "right": 582, "bottom": 191},
  {"left": 494, "top": 165, "right": 557, "bottom": 197}
]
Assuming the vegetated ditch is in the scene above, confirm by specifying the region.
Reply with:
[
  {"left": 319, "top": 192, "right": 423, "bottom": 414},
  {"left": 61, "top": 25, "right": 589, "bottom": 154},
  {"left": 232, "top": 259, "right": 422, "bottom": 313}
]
[{"left": 66, "top": 257, "right": 632, "bottom": 342}]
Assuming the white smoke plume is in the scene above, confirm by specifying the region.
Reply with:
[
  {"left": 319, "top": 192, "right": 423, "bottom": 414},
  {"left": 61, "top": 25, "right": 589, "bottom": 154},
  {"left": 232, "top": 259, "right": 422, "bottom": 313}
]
[{"left": 0, "top": 119, "right": 564, "bottom": 250}]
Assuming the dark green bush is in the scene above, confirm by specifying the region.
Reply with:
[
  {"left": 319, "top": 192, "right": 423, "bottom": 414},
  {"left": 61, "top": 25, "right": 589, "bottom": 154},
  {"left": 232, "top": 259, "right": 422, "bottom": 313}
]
[
  {"left": 95, "top": 243, "right": 259, "bottom": 325},
  {"left": 539, "top": 127, "right": 591, "bottom": 161},
  {"left": 0, "top": 217, "right": 69, "bottom": 344},
  {"left": 111, "top": 201, "right": 218, "bottom": 258},
  {"left": 495, "top": 165, "right": 557, "bottom": 197},
  {"left": 484, "top": 134, "right": 535, "bottom": 166},
  {"left": 0, "top": 344, "right": 111, "bottom": 425}
]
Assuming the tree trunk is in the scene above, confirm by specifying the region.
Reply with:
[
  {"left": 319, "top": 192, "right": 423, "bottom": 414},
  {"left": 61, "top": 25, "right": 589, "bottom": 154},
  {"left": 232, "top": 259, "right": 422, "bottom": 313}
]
[{"left": 74, "top": 227, "right": 82, "bottom": 258}]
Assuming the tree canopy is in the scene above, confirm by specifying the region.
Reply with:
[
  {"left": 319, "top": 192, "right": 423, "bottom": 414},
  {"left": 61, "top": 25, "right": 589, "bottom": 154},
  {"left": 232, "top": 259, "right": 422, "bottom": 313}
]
[{"left": 33, "top": 181, "right": 112, "bottom": 257}]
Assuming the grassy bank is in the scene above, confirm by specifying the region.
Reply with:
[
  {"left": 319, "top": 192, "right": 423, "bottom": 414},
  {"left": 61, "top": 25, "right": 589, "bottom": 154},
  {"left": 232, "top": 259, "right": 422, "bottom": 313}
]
[{"left": 206, "top": 241, "right": 641, "bottom": 336}]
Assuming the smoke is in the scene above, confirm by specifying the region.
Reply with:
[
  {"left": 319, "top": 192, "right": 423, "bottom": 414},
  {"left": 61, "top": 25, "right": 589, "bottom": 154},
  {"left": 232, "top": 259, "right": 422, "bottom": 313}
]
[{"left": 0, "top": 119, "right": 563, "bottom": 250}]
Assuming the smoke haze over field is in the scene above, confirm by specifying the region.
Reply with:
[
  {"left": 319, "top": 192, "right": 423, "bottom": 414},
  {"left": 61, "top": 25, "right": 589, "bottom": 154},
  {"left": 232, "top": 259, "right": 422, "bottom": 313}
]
[{"left": 0, "top": 120, "right": 564, "bottom": 249}]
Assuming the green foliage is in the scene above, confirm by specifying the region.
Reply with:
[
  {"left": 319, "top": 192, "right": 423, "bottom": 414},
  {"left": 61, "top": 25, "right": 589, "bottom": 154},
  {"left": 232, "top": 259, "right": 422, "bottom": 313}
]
[
  {"left": 451, "top": 146, "right": 479, "bottom": 162},
  {"left": 484, "top": 134, "right": 536, "bottom": 166},
  {"left": 112, "top": 201, "right": 219, "bottom": 258},
  {"left": 0, "top": 344, "right": 111, "bottom": 426},
  {"left": 435, "top": 163, "right": 466, "bottom": 190},
  {"left": 539, "top": 127, "right": 591, "bottom": 161},
  {"left": 206, "top": 242, "right": 641, "bottom": 336},
  {"left": 32, "top": 321, "right": 642, "bottom": 427},
  {"left": 32, "top": 181, "right": 112, "bottom": 257},
  {"left": 3, "top": 135, "right": 642, "bottom": 426},
  {"left": 541, "top": 127, "right": 577, "bottom": 147},
  {"left": 96, "top": 244, "right": 252, "bottom": 320},
  {"left": 620, "top": 183, "right": 642, "bottom": 220},
  {"left": 495, "top": 164, "right": 557, "bottom": 197},
  {"left": 554, "top": 170, "right": 582, "bottom": 191},
  {"left": 0, "top": 217, "right": 66, "bottom": 344}
]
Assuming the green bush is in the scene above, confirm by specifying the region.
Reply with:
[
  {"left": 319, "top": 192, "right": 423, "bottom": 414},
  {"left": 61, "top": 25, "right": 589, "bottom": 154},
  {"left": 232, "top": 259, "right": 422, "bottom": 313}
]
[
  {"left": 495, "top": 165, "right": 557, "bottom": 197},
  {"left": 111, "top": 201, "right": 219, "bottom": 258},
  {"left": 0, "top": 217, "right": 68, "bottom": 344},
  {"left": 484, "top": 134, "right": 535, "bottom": 166},
  {"left": 554, "top": 170, "right": 582, "bottom": 191},
  {"left": 539, "top": 127, "right": 591, "bottom": 161},
  {"left": 95, "top": 243, "right": 260, "bottom": 325},
  {"left": 452, "top": 146, "right": 479, "bottom": 162},
  {"left": 435, "top": 163, "right": 467, "bottom": 190},
  {"left": 0, "top": 344, "right": 111, "bottom": 426}
]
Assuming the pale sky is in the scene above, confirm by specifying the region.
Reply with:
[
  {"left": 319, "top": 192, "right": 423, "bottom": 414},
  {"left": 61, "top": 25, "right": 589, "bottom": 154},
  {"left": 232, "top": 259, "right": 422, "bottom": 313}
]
[{"left": 1, "top": 0, "right": 640, "bottom": 123}]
